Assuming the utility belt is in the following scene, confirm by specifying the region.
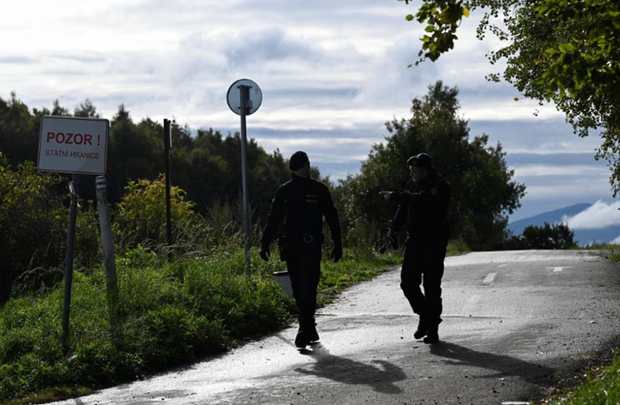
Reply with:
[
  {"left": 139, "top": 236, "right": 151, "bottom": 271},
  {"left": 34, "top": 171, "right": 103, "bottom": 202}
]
[{"left": 277, "top": 232, "right": 324, "bottom": 261}]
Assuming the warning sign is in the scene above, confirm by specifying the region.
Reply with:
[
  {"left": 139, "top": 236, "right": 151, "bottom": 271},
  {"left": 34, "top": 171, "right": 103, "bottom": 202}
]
[{"left": 38, "top": 116, "right": 109, "bottom": 175}]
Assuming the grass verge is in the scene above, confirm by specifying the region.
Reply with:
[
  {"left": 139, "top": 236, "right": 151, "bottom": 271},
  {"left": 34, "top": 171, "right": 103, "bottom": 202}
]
[{"left": 0, "top": 245, "right": 402, "bottom": 404}]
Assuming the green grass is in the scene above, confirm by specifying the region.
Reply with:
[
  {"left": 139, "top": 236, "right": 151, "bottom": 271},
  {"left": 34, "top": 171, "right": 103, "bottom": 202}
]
[
  {"left": 535, "top": 351, "right": 620, "bottom": 405},
  {"left": 0, "top": 245, "right": 402, "bottom": 404},
  {"left": 572, "top": 243, "right": 620, "bottom": 261}
]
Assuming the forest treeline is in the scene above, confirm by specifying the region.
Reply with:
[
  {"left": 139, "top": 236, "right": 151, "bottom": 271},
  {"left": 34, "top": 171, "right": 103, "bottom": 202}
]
[{"left": 1, "top": 81, "right": 531, "bottom": 303}]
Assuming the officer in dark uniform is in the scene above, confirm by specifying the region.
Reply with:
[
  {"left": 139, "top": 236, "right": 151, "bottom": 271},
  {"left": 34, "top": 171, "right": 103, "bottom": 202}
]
[
  {"left": 259, "top": 151, "right": 343, "bottom": 348},
  {"left": 380, "top": 152, "right": 450, "bottom": 344}
]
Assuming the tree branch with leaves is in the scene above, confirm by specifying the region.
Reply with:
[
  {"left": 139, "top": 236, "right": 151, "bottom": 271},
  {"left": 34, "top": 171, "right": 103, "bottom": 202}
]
[{"left": 401, "top": 0, "right": 620, "bottom": 195}]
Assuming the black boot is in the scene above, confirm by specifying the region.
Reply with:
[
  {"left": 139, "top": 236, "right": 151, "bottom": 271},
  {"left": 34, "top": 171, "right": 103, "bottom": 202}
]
[
  {"left": 423, "top": 323, "right": 439, "bottom": 344},
  {"left": 308, "top": 322, "right": 319, "bottom": 342},
  {"left": 295, "top": 319, "right": 317, "bottom": 348},
  {"left": 414, "top": 317, "right": 427, "bottom": 339},
  {"left": 295, "top": 327, "right": 310, "bottom": 348}
]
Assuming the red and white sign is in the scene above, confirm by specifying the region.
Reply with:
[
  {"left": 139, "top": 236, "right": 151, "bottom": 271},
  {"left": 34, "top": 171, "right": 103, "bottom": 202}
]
[{"left": 38, "top": 116, "right": 109, "bottom": 175}]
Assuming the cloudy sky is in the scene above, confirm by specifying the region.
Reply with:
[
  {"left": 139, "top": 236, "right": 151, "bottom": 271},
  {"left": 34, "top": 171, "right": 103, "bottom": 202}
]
[{"left": 1, "top": 0, "right": 617, "bottom": 223}]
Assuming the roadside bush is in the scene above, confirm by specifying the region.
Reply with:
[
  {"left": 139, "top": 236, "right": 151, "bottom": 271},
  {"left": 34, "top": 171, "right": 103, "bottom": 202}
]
[
  {"left": 67, "top": 342, "right": 142, "bottom": 387},
  {"left": 0, "top": 355, "right": 69, "bottom": 400},
  {"left": 137, "top": 306, "right": 228, "bottom": 370},
  {"left": 0, "top": 156, "right": 66, "bottom": 303},
  {"left": 182, "top": 254, "right": 294, "bottom": 339},
  {"left": 112, "top": 175, "right": 216, "bottom": 257},
  {"left": 11, "top": 266, "right": 64, "bottom": 298},
  {"left": 522, "top": 222, "right": 577, "bottom": 249}
]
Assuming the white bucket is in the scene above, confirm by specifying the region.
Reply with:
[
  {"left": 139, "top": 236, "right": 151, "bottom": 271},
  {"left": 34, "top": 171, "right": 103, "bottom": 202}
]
[{"left": 272, "top": 271, "right": 294, "bottom": 297}]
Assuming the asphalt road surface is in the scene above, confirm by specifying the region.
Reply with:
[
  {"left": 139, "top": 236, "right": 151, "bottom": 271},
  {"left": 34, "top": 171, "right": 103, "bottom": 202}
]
[{"left": 49, "top": 250, "right": 620, "bottom": 405}]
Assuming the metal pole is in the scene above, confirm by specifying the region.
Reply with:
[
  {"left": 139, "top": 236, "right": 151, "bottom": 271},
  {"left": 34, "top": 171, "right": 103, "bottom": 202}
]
[
  {"left": 164, "top": 119, "right": 173, "bottom": 259},
  {"left": 62, "top": 173, "right": 79, "bottom": 347},
  {"left": 239, "top": 85, "right": 252, "bottom": 275},
  {"left": 96, "top": 176, "right": 120, "bottom": 341}
]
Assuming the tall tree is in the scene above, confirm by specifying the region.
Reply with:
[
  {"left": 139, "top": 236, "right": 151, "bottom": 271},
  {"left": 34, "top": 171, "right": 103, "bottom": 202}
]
[
  {"left": 0, "top": 93, "right": 37, "bottom": 166},
  {"left": 74, "top": 99, "right": 100, "bottom": 118},
  {"left": 400, "top": 0, "right": 620, "bottom": 194},
  {"left": 337, "top": 81, "right": 525, "bottom": 249}
]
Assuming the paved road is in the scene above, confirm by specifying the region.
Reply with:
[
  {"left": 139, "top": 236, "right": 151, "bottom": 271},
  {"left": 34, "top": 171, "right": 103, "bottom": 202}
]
[{"left": 49, "top": 250, "right": 620, "bottom": 405}]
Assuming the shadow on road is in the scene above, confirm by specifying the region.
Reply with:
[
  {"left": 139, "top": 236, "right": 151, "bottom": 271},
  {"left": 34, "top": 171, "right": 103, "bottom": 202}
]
[
  {"left": 293, "top": 343, "right": 407, "bottom": 394},
  {"left": 430, "top": 341, "right": 556, "bottom": 385}
]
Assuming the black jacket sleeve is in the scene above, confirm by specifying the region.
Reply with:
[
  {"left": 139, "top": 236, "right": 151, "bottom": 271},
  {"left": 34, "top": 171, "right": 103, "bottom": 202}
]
[
  {"left": 321, "top": 187, "right": 342, "bottom": 246},
  {"left": 261, "top": 186, "right": 286, "bottom": 248},
  {"left": 390, "top": 180, "right": 450, "bottom": 208}
]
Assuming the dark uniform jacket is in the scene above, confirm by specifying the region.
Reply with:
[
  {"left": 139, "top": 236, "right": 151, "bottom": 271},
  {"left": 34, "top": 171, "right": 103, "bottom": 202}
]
[
  {"left": 389, "top": 170, "right": 451, "bottom": 243},
  {"left": 261, "top": 174, "right": 342, "bottom": 247}
]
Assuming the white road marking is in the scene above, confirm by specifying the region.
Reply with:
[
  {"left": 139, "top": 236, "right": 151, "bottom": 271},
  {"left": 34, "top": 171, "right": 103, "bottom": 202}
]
[
  {"left": 460, "top": 294, "right": 481, "bottom": 316},
  {"left": 502, "top": 402, "right": 531, "bottom": 405},
  {"left": 483, "top": 272, "right": 497, "bottom": 283},
  {"left": 546, "top": 266, "right": 572, "bottom": 272},
  {"left": 497, "top": 263, "right": 509, "bottom": 268}
]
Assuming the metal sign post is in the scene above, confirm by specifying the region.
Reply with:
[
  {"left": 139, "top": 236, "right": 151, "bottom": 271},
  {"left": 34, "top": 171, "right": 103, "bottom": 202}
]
[
  {"left": 227, "top": 79, "right": 263, "bottom": 275},
  {"left": 95, "top": 176, "right": 121, "bottom": 341},
  {"left": 164, "top": 119, "right": 173, "bottom": 259},
  {"left": 62, "top": 174, "right": 79, "bottom": 346},
  {"left": 238, "top": 85, "right": 252, "bottom": 274}
]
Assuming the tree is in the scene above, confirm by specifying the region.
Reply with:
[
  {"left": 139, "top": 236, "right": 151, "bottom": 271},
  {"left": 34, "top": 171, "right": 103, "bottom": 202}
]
[
  {"left": 521, "top": 222, "right": 576, "bottom": 249},
  {"left": 0, "top": 92, "right": 37, "bottom": 166},
  {"left": 336, "top": 81, "right": 525, "bottom": 249},
  {"left": 400, "top": 0, "right": 620, "bottom": 194},
  {"left": 74, "top": 98, "right": 100, "bottom": 118}
]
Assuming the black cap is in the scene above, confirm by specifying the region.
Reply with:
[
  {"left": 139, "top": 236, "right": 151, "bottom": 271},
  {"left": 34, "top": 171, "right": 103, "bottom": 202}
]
[
  {"left": 289, "top": 151, "right": 309, "bottom": 171},
  {"left": 407, "top": 152, "right": 433, "bottom": 168}
]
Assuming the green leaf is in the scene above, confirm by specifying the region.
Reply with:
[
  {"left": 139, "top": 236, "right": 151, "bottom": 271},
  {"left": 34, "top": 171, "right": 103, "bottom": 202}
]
[
  {"left": 545, "top": 47, "right": 559, "bottom": 56},
  {"left": 405, "top": 14, "right": 414, "bottom": 21},
  {"left": 425, "top": 25, "right": 436, "bottom": 32}
]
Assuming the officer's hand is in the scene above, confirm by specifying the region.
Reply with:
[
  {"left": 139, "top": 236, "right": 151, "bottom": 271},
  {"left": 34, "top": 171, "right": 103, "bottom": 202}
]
[
  {"left": 379, "top": 191, "right": 392, "bottom": 202},
  {"left": 259, "top": 246, "right": 270, "bottom": 262},
  {"left": 331, "top": 243, "right": 343, "bottom": 263}
]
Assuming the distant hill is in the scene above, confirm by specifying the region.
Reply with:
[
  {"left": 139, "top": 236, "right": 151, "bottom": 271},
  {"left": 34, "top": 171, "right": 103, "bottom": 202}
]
[{"left": 508, "top": 203, "right": 620, "bottom": 246}]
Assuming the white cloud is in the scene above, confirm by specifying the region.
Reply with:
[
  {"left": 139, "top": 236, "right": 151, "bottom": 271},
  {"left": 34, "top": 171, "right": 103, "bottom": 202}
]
[
  {"left": 563, "top": 200, "right": 620, "bottom": 229},
  {"left": 513, "top": 165, "right": 607, "bottom": 177}
]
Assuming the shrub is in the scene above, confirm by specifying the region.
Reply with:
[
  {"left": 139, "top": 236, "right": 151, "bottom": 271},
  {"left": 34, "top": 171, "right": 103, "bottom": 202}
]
[
  {"left": 67, "top": 342, "right": 142, "bottom": 387},
  {"left": 0, "top": 157, "right": 66, "bottom": 303},
  {"left": 137, "top": 306, "right": 228, "bottom": 370},
  {"left": 522, "top": 222, "right": 577, "bottom": 249},
  {"left": 113, "top": 175, "right": 196, "bottom": 248}
]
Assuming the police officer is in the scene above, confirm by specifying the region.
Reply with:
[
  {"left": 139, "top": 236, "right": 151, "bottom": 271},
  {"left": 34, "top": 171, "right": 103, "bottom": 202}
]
[
  {"left": 259, "top": 151, "right": 343, "bottom": 348},
  {"left": 380, "top": 152, "right": 451, "bottom": 344}
]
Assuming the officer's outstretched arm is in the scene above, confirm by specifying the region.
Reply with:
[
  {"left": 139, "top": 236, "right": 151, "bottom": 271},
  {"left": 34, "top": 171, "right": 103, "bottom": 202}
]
[{"left": 390, "top": 181, "right": 449, "bottom": 208}]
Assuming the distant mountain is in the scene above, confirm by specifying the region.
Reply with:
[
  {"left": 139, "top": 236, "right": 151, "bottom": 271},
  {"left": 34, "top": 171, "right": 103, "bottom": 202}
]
[
  {"left": 508, "top": 203, "right": 620, "bottom": 246},
  {"left": 508, "top": 203, "right": 591, "bottom": 235}
]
